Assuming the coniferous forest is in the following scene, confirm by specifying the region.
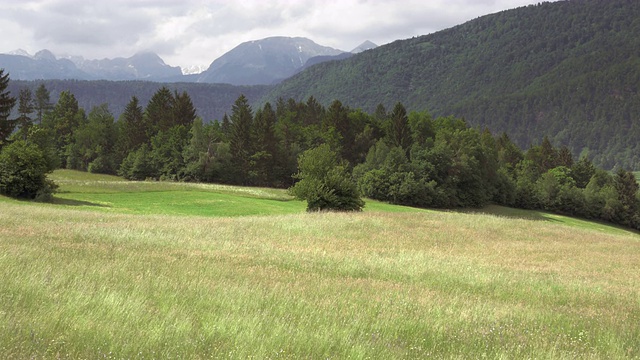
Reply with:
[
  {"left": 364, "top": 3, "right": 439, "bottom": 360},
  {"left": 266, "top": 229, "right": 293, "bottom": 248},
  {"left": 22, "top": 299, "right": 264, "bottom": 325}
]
[{"left": 1, "top": 70, "right": 638, "bottom": 230}]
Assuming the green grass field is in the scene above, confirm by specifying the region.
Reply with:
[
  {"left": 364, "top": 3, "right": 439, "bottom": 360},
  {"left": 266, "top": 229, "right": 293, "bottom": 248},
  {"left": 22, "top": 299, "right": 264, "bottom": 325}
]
[{"left": 1, "top": 170, "right": 639, "bottom": 358}]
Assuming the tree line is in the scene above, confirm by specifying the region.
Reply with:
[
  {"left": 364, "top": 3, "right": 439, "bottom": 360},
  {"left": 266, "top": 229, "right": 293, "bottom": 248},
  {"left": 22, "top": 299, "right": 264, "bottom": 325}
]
[{"left": 1, "top": 69, "right": 639, "bottom": 230}]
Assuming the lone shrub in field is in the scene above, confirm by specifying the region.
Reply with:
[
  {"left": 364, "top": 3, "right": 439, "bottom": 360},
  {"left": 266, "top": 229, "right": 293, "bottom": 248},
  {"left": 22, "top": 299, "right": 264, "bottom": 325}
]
[
  {"left": 289, "top": 144, "right": 364, "bottom": 212},
  {"left": 0, "top": 140, "right": 57, "bottom": 200}
]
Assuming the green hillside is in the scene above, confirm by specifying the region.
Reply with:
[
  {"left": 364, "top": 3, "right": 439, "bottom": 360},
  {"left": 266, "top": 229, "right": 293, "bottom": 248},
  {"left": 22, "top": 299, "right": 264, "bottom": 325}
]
[
  {"left": 261, "top": 0, "right": 640, "bottom": 170},
  {"left": 1, "top": 170, "right": 639, "bottom": 358}
]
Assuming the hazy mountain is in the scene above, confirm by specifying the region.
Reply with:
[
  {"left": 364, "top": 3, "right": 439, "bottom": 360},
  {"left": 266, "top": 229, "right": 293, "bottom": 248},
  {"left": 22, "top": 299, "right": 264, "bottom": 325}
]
[
  {"left": 350, "top": 40, "right": 378, "bottom": 53},
  {"left": 0, "top": 50, "right": 181, "bottom": 81},
  {"left": 197, "top": 36, "right": 344, "bottom": 85},
  {"left": 260, "top": 0, "right": 640, "bottom": 170},
  {"left": 0, "top": 49, "right": 91, "bottom": 80},
  {"left": 72, "top": 51, "right": 182, "bottom": 81}
]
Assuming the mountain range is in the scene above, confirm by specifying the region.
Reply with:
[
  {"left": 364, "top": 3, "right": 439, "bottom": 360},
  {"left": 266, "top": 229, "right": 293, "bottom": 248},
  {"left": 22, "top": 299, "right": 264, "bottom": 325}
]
[{"left": 1, "top": 38, "right": 377, "bottom": 85}]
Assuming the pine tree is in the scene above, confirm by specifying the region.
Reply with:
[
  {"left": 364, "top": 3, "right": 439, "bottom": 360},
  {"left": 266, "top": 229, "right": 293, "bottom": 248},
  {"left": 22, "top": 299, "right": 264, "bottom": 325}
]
[
  {"left": 614, "top": 169, "right": 639, "bottom": 226},
  {"left": 388, "top": 102, "right": 412, "bottom": 151},
  {"left": 539, "top": 136, "right": 558, "bottom": 171},
  {"left": 145, "top": 86, "right": 175, "bottom": 137},
  {"left": 118, "top": 96, "right": 146, "bottom": 155},
  {"left": 42, "top": 90, "right": 85, "bottom": 167},
  {"left": 323, "top": 100, "right": 352, "bottom": 158},
  {"left": 252, "top": 102, "right": 279, "bottom": 185},
  {"left": 0, "top": 69, "right": 17, "bottom": 148},
  {"left": 34, "top": 83, "right": 52, "bottom": 124},
  {"left": 173, "top": 90, "right": 197, "bottom": 127},
  {"left": 16, "top": 88, "right": 34, "bottom": 140},
  {"left": 221, "top": 113, "right": 231, "bottom": 141},
  {"left": 229, "top": 94, "right": 253, "bottom": 184}
]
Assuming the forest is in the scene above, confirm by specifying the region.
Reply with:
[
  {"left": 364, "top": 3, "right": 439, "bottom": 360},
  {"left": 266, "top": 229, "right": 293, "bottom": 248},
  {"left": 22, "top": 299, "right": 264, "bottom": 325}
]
[{"left": 1, "top": 69, "right": 639, "bottom": 231}]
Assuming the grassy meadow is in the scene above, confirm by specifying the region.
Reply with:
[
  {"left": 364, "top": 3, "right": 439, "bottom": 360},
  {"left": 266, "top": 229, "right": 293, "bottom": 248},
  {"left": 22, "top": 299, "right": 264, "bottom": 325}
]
[{"left": 1, "top": 170, "right": 639, "bottom": 358}]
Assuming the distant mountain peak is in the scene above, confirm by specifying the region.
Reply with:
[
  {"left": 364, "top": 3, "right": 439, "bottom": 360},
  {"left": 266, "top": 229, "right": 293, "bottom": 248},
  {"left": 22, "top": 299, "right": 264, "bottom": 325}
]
[
  {"left": 351, "top": 40, "right": 378, "bottom": 53},
  {"left": 34, "top": 49, "right": 57, "bottom": 61},
  {"left": 197, "top": 36, "right": 344, "bottom": 85},
  {"left": 8, "top": 49, "right": 32, "bottom": 58}
]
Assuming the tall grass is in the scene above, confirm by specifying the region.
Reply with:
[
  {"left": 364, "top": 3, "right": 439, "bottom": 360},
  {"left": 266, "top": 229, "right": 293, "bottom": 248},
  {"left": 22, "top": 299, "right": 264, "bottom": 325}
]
[{"left": 1, "top": 171, "right": 639, "bottom": 358}]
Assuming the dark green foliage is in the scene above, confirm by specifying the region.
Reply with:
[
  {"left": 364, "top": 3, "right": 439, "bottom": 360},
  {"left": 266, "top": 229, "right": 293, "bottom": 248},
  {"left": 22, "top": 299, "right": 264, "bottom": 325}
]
[
  {"left": 289, "top": 144, "right": 364, "bottom": 212},
  {"left": 0, "top": 140, "right": 57, "bottom": 200},
  {"left": 34, "top": 83, "right": 52, "bottom": 124},
  {"left": 16, "top": 87, "right": 34, "bottom": 140},
  {"left": 172, "top": 90, "right": 197, "bottom": 127},
  {"left": 0, "top": 69, "right": 16, "bottom": 148},
  {"left": 145, "top": 86, "right": 175, "bottom": 137},
  {"left": 387, "top": 102, "right": 412, "bottom": 152},
  {"left": 119, "top": 144, "right": 155, "bottom": 181},
  {"left": 117, "top": 96, "right": 146, "bottom": 156},
  {"left": 251, "top": 103, "right": 279, "bottom": 185},
  {"left": 42, "top": 90, "right": 86, "bottom": 168},
  {"left": 261, "top": 0, "right": 640, "bottom": 170},
  {"left": 572, "top": 156, "right": 596, "bottom": 189},
  {"left": 614, "top": 169, "right": 640, "bottom": 227},
  {"left": 229, "top": 94, "right": 254, "bottom": 184},
  {"left": 67, "top": 104, "right": 118, "bottom": 174}
]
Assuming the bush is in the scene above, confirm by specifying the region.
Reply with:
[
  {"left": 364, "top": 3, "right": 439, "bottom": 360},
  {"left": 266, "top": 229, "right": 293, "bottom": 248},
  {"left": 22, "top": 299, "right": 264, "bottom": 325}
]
[
  {"left": 289, "top": 144, "right": 364, "bottom": 212},
  {"left": 0, "top": 140, "right": 57, "bottom": 200}
]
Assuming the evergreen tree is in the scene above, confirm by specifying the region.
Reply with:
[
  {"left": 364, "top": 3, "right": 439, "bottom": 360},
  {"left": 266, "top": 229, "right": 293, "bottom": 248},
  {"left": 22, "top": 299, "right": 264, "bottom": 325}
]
[
  {"left": 118, "top": 96, "right": 146, "bottom": 156},
  {"left": 387, "top": 102, "right": 412, "bottom": 152},
  {"left": 252, "top": 102, "right": 279, "bottom": 185},
  {"left": 571, "top": 155, "right": 596, "bottom": 188},
  {"left": 34, "top": 83, "right": 52, "bottom": 124},
  {"left": 68, "top": 104, "right": 118, "bottom": 174},
  {"left": 614, "top": 169, "right": 639, "bottom": 226},
  {"left": 304, "top": 96, "right": 324, "bottom": 126},
  {"left": 229, "top": 94, "right": 253, "bottom": 184},
  {"left": 0, "top": 69, "right": 16, "bottom": 148},
  {"left": 145, "top": 86, "right": 175, "bottom": 137},
  {"left": 220, "top": 113, "right": 231, "bottom": 141},
  {"left": 323, "top": 100, "right": 353, "bottom": 161},
  {"left": 557, "top": 145, "right": 574, "bottom": 168},
  {"left": 42, "top": 90, "right": 86, "bottom": 168},
  {"left": 539, "top": 136, "right": 558, "bottom": 172},
  {"left": 16, "top": 88, "right": 34, "bottom": 140},
  {"left": 173, "top": 90, "right": 197, "bottom": 127}
]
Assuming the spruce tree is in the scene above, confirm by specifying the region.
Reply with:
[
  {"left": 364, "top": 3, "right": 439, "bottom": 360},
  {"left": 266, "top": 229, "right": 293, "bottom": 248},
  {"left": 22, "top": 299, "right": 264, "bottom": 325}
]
[
  {"left": 42, "top": 90, "right": 85, "bottom": 167},
  {"left": 388, "top": 102, "right": 412, "bottom": 152},
  {"left": 145, "top": 87, "right": 175, "bottom": 137},
  {"left": 118, "top": 96, "right": 146, "bottom": 155},
  {"left": 229, "top": 94, "right": 253, "bottom": 184},
  {"left": 34, "top": 83, "right": 52, "bottom": 124},
  {"left": 173, "top": 90, "right": 197, "bottom": 127},
  {"left": 17, "top": 88, "right": 34, "bottom": 140},
  {"left": 0, "top": 69, "right": 16, "bottom": 148}
]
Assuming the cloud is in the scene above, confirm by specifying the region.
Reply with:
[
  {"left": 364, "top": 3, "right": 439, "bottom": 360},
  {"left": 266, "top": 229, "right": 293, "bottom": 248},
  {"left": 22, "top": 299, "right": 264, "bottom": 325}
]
[{"left": 0, "top": 0, "right": 552, "bottom": 69}]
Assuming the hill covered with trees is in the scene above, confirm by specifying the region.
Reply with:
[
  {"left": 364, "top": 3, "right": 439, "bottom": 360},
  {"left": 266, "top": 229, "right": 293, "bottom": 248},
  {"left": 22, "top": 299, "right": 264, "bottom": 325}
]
[
  {"left": 260, "top": 0, "right": 640, "bottom": 170},
  {"left": 7, "top": 80, "right": 269, "bottom": 123}
]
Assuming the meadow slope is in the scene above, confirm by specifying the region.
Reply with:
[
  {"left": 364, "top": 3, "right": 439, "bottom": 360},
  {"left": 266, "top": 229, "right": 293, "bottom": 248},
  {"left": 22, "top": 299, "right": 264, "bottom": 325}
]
[{"left": 0, "top": 171, "right": 638, "bottom": 358}]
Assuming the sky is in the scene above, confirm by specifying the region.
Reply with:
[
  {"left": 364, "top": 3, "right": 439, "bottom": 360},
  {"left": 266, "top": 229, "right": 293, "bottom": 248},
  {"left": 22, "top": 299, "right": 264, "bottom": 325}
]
[{"left": 1, "top": 0, "right": 555, "bottom": 72}]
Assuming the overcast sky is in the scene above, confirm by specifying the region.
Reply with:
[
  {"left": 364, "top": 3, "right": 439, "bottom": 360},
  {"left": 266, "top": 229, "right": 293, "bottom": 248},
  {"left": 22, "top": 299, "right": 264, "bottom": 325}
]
[{"left": 1, "top": 0, "right": 555, "bottom": 71}]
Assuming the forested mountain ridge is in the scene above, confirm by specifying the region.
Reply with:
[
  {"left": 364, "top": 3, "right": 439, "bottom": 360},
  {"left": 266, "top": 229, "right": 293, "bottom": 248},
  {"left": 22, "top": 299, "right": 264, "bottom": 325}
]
[
  {"left": 260, "top": 0, "right": 640, "bottom": 170},
  {"left": 7, "top": 80, "right": 270, "bottom": 122}
]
